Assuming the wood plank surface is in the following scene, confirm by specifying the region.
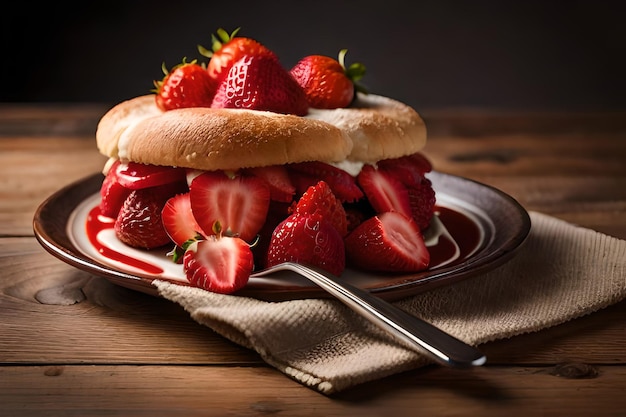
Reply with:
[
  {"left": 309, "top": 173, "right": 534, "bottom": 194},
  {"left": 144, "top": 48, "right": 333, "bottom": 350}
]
[
  {"left": 2, "top": 365, "right": 626, "bottom": 416},
  {"left": 1, "top": 105, "right": 625, "bottom": 416}
]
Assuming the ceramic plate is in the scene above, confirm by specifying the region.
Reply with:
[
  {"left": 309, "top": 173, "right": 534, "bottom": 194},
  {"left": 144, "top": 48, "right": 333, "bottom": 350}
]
[{"left": 34, "top": 172, "right": 531, "bottom": 301}]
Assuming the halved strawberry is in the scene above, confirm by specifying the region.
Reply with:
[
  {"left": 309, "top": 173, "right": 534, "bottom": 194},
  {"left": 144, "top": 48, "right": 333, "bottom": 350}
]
[
  {"left": 344, "top": 211, "right": 430, "bottom": 272},
  {"left": 287, "top": 161, "right": 363, "bottom": 202},
  {"left": 266, "top": 212, "right": 345, "bottom": 276},
  {"left": 183, "top": 235, "right": 253, "bottom": 294},
  {"left": 244, "top": 165, "right": 296, "bottom": 203},
  {"left": 115, "top": 162, "right": 188, "bottom": 190},
  {"left": 210, "top": 54, "right": 309, "bottom": 116},
  {"left": 198, "top": 27, "right": 278, "bottom": 83},
  {"left": 153, "top": 59, "right": 217, "bottom": 111},
  {"left": 114, "top": 183, "right": 184, "bottom": 249},
  {"left": 99, "top": 160, "right": 131, "bottom": 218},
  {"left": 293, "top": 180, "right": 348, "bottom": 237},
  {"left": 161, "top": 192, "right": 206, "bottom": 248},
  {"left": 189, "top": 171, "right": 270, "bottom": 243},
  {"left": 356, "top": 164, "right": 411, "bottom": 217}
]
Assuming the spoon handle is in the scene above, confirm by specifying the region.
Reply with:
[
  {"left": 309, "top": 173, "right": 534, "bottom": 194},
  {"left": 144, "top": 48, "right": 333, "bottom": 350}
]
[{"left": 253, "top": 262, "right": 486, "bottom": 368}]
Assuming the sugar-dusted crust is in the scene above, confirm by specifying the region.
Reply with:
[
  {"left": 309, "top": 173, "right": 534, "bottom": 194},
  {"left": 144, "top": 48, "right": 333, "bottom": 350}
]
[
  {"left": 307, "top": 94, "right": 427, "bottom": 163},
  {"left": 96, "top": 93, "right": 426, "bottom": 170}
]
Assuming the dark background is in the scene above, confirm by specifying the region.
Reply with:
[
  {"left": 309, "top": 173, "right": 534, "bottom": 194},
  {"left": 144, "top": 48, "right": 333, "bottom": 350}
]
[{"left": 2, "top": 0, "right": 625, "bottom": 111}]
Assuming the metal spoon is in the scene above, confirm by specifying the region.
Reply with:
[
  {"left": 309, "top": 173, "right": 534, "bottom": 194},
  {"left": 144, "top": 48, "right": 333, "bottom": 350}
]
[{"left": 252, "top": 262, "right": 486, "bottom": 368}]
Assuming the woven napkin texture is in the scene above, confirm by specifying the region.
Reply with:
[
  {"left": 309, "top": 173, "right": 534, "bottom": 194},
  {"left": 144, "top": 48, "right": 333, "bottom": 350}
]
[{"left": 153, "top": 211, "right": 626, "bottom": 394}]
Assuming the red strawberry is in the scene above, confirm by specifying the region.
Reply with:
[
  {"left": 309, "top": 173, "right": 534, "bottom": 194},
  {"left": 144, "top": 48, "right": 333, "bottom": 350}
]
[
  {"left": 287, "top": 161, "right": 363, "bottom": 202},
  {"left": 253, "top": 200, "right": 292, "bottom": 270},
  {"left": 161, "top": 192, "right": 206, "bottom": 248},
  {"left": 377, "top": 152, "right": 433, "bottom": 188},
  {"left": 210, "top": 54, "right": 309, "bottom": 116},
  {"left": 153, "top": 59, "right": 217, "bottom": 111},
  {"left": 198, "top": 27, "right": 278, "bottom": 82},
  {"left": 356, "top": 164, "right": 411, "bottom": 218},
  {"left": 345, "top": 211, "right": 430, "bottom": 272},
  {"left": 266, "top": 212, "right": 345, "bottom": 276},
  {"left": 343, "top": 200, "right": 375, "bottom": 233},
  {"left": 99, "top": 160, "right": 131, "bottom": 218},
  {"left": 293, "top": 181, "right": 348, "bottom": 237},
  {"left": 115, "top": 162, "right": 188, "bottom": 190},
  {"left": 114, "top": 183, "right": 183, "bottom": 249},
  {"left": 189, "top": 170, "right": 270, "bottom": 243},
  {"left": 244, "top": 165, "right": 296, "bottom": 203},
  {"left": 290, "top": 49, "right": 366, "bottom": 109},
  {"left": 407, "top": 178, "right": 437, "bottom": 231},
  {"left": 183, "top": 235, "right": 253, "bottom": 294}
]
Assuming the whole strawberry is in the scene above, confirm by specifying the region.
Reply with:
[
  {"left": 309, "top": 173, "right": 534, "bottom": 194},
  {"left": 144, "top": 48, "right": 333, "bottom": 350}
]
[
  {"left": 198, "top": 27, "right": 278, "bottom": 83},
  {"left": 153, "top": 59, "right": 217, "bottom": 111},
  {"left": 293, "top": 180, "right": 348, "bottom": 237},
  {"left": 114, "top": 184, "right": 182, "bottom": 249},
  {"left": 266, "top": 212, "right": 345, "bottom": 276},
  {"left": 211, "top": 54, "right": 309, "bottom": 116},
  {"left": 290, "top": 49, "right": 366, "bottom": 109}
]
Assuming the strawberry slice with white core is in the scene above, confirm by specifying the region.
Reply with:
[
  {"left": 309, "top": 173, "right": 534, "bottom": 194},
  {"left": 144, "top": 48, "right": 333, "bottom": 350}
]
[
  {"left": 356, "top": 164, "right": 411, "bottom": 218},
  {"left": 162, "top": 192, "right": 206, "bottom": 247},
  {"left": 183, "top": 236, "right": 253, "bottom": 294},
  {"left": 189, "top": 171, "right": 270, "bottom": 243},
  {"left": 344, "top": 211, "right": 430, "bottom": 272}
]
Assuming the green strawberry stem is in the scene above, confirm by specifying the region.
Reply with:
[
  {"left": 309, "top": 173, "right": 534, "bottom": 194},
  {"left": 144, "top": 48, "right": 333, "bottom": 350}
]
[
  {"left": 198, "top": 27, "right": 241, "bottom": 58},
  {"left": 338, "top": 49, "right": 368, "bottom": 94}
]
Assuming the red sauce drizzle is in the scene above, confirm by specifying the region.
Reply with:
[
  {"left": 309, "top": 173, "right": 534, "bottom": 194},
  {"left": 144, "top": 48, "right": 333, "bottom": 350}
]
[
  {"left": 427, "top": 206, "right": 483, "bottom": 268},
  {"left": 85, "top": 204, "right": 481, "bottom": 276},
  {"left": 86, "top": 206, "right": 164, "bottom": 274}
]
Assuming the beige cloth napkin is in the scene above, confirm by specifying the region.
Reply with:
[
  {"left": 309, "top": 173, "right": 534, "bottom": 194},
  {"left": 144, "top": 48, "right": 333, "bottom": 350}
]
[{"left": 153, "top": 211, "right": 626, "bottom": 394}]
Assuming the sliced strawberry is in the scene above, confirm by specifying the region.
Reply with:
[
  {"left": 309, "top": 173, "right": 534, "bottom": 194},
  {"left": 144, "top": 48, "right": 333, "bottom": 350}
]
[
  {"left": 210, "top": 54, "right": 309, "bottom": 116},
  {"left": 183, "top": 236, "right": 253, "bottom": 294},
  {"left": 407, "top": 178, "right": 437, "bottom": 231},
  {"left": 287, "top": 161, "right": 363, "bottom": 202},
  {"left": 378, "top": 152, "right": 432, "bottom": 188},
  {"left": 99, "top": 160, "right": 132, "bottom": 218},
  {"left": 189, "top": 171, "right": 270, "bottom": 243},
  {"left": 114, "top": 183, "right": 183, "bottom": 249},
  {"left": 244, "top": 165, "right": 296, "bottom": 203},
  {"left": 115, "top": 162, "right": 188, "bottom": 190},
  {"left": 345, "top": 211, "right": 430, "bottom": 272},
  {"left": 161, "top": 192, "right": 206, "bottom": 248},
  {"left": 266, "top": 212, "right": 345, "bottom": 276},
  {"left": 293, "top": 180, "right": 348, "bottom": 237},
  {"left": 356, "top": 164, "right": 411, "bottom": 217}
]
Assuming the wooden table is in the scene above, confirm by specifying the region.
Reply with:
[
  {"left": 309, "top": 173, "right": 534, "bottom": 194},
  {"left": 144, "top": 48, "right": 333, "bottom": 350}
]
[{"left": 1, "top": 104, "right": 625, "bottom": 416}]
